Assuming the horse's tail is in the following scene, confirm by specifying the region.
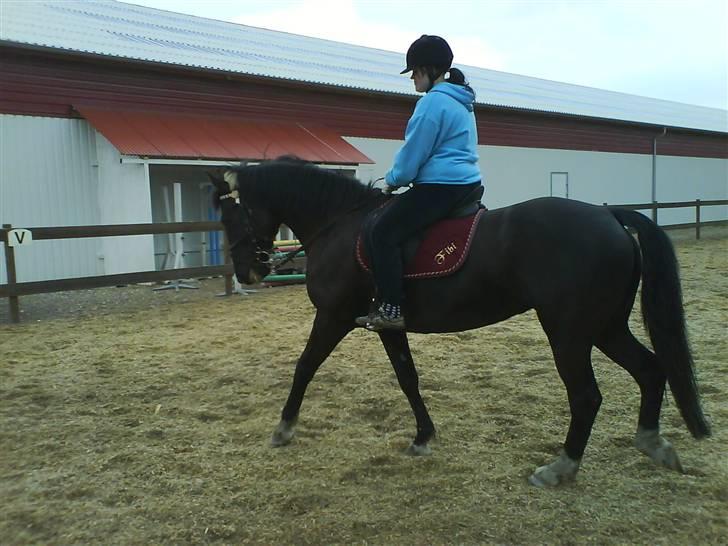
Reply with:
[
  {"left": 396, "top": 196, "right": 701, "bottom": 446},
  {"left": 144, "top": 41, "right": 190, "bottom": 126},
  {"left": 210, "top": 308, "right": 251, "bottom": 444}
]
[{"left": 609, "top": 208, "right": 710, "bottom": 439}]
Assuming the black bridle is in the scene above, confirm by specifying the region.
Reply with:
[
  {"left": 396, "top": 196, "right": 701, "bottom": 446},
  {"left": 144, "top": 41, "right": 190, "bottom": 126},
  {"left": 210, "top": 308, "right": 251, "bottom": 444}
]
[{"left": 220, "top": 190, "right": 274, "bottom": 267}]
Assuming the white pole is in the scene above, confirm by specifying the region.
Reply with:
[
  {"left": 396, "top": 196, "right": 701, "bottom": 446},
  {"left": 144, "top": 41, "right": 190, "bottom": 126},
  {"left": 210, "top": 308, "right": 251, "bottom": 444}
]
[
  {"left": 200, "top": 182, "right": 208, "bottom": 266},
  {"left": 173, "top": 182, "right": 184, "bottom": 269},
  {"left": 154, "top": 181, "right": 198, "bottom": 291},
  {"left": 162, "top": 185, "right": 174, "bottom": 269}
]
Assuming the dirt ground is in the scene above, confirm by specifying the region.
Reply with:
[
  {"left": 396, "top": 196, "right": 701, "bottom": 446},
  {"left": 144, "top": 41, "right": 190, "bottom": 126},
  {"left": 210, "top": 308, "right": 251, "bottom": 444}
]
[{"left": 1, "top": 226, "right": 726, "bottom": 545}]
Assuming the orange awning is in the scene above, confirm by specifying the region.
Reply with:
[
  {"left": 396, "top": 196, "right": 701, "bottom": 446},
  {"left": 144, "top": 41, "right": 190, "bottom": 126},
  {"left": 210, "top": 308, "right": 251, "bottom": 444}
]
[{"left": 76, "top": 106, "right": 373, "bottom": 164}]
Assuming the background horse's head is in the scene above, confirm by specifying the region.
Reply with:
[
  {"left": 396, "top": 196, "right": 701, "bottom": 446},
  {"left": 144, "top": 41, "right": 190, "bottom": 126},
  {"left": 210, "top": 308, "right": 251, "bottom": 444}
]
[{"left": 207, "top": 168, "right": 277, "bottom": 285}]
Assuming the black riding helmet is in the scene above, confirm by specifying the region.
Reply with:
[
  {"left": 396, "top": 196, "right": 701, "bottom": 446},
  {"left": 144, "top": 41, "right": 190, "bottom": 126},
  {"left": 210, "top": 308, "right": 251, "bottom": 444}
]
[{"left": 400, "top": 35, "right": 453, "bottom": 74}]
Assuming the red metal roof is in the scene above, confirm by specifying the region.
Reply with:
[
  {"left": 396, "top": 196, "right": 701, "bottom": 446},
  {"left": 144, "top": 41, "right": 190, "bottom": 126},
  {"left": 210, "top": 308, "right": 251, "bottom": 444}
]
[{"left": 75, "top": 106, "right": 373, "bottom": 164}]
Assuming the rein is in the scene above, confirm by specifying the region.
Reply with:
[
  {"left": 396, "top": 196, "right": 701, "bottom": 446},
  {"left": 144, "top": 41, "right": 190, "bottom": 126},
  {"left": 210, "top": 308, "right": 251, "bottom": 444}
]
[
  {"left": 274, "top": 193, "right": 382, "bottom": 269},
  {"left": 221, "top": 187, "right": 384, "bottom": 272}
]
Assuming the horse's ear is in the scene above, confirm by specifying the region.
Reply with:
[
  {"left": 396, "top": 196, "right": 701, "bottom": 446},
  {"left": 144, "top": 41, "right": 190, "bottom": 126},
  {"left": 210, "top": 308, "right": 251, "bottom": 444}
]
[{"left": 223, "top": 170, "right": 239, "bottom": 191}]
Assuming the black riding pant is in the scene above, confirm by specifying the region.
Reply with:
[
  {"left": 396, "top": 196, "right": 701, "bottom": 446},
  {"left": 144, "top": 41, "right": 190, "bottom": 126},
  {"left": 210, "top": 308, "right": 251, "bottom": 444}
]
[{"left": 367, "top": 182, "right": 481, "bottom": 306}]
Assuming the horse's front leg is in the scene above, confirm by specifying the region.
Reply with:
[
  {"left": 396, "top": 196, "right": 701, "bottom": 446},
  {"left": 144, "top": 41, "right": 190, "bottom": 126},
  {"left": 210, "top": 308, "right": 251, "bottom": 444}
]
[
  {"left": 271, "top": 311, "right": 352, "bottom": 447},
  {"left": 378, "top": 330, "right": 436, "bottom": 455}
]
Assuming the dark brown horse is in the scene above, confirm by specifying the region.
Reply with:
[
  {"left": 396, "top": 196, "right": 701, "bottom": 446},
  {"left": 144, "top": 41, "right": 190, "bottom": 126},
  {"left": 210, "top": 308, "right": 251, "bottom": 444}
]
[{"left": 208, "top": 158, "right": 710, "bottom": 487}]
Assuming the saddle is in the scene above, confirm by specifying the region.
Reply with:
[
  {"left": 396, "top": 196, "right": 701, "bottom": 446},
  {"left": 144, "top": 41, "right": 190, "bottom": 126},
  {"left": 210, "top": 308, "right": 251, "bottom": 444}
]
[{"left": 356, "top": 185, "right": 486, "bottom": 279}]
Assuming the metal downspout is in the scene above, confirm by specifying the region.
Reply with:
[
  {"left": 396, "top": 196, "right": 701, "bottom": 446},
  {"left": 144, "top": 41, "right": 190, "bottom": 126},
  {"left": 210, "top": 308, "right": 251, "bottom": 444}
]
[{"left": 651, "top": 127, "right": 667, "bottom": 222}]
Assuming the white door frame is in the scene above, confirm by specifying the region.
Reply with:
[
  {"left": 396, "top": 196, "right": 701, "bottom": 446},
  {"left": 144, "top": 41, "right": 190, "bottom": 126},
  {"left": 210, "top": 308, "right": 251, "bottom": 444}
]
[{"left": 550, "top": 171, "right": 569, "bottom": 198}]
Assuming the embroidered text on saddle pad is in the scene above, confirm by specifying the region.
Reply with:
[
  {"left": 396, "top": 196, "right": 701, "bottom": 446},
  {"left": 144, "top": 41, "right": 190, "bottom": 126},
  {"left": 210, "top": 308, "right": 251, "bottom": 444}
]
[{"left": 356, "top": 208, "right": 485, "bottom": 279}]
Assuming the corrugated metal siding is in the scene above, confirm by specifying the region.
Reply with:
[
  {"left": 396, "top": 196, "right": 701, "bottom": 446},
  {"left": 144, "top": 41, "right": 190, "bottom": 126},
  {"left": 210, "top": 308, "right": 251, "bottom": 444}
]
[
  {"left": 92, "top": 135, "right": 156, "bottom": 276},
  {"left": 2, "top": 50, "right": 727, "bottom": 159},
  {"left": 0, "top": 49, "right": 414, "bottom": 137},
  {"left": 347, "top": 136, "right": 728, "bottom": 225},
  {"left": 477, "top": 111, "right": 728, "bottom": 158},
  {"left": 0, "top": 115, "right": 102, "bottom": 283},
  {"left": 656, "top": 156, "right": 728, "bottom": 224},
  {"left": 1, "top": 0, "right": 725, "bottom": 133}
]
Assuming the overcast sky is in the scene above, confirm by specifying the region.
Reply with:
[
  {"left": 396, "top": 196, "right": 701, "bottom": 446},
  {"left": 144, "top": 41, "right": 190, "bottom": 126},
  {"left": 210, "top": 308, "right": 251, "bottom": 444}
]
[{"left": 127, "top": 0, "right": 727, "bottom": 110}]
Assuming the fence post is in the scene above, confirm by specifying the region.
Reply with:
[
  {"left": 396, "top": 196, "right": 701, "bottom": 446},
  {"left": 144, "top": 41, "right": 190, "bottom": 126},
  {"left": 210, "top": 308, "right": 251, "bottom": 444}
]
[
  {"left": 223, "top": 233, "right": 233, "bottom": 296},
  {"left": 2, "top": 224, "right": 21, "bottom": 323},
  {"left": 696, "top": 199, "right": 701, "bottom": 240},
  {"left": 651, "top": 201, "right": 658, "bottom": 224}
]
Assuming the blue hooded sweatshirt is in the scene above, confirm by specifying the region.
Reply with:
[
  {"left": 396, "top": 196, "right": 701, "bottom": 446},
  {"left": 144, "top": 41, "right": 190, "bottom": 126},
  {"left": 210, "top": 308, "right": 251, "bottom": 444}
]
[{"left": 385, "top": 82, "right": 482, "bottom": 187}]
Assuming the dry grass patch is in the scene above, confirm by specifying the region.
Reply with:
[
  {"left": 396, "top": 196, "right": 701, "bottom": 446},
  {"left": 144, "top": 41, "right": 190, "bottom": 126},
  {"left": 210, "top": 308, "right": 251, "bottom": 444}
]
[{"left": 1, "top": 230, "right": 726, "bottom": 545}]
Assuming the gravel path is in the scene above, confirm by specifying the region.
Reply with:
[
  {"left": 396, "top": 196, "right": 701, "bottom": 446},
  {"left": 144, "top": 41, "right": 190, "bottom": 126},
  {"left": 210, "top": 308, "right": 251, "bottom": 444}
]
[{"left": 0, "top": 278, "right": 252, "bottom": 324}]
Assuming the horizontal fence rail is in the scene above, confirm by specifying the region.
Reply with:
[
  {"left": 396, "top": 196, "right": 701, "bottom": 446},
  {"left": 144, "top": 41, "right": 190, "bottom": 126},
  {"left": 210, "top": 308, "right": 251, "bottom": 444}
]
[
  {"left": 0, "top": 221, "right": 223, "bottom": 241},
  {"left": 601, "top": 199, "right": 727, "bottom": 239},
  {"left": 0, "top": 265, "right": 232, "bottom": 298},
  {"left": 2, "top": 198, "right": 727, "bottom": 323},
  {"left": 1, "top": 221, "right": 233, "bottom": 323},
  {"left": 614, "top": 199, "right": 727, "bottom": 209}
]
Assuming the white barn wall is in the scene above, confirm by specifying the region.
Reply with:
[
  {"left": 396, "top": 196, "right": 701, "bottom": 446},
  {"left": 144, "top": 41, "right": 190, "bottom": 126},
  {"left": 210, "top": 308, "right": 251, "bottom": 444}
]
[
  {"left": 655, "top": 156, "right": 728, "bottom": 224},
  {"left": 342, "top": 138, "right": 393, "bottom": 184},
  {"left": 0, "top": 115, "right": 101, "bottom": 283},
  {"left": 347, "top": 136, "right": 728, "bottom": 223},
  {"left": 349, "top": 137, "right": 655, "bottom": 207},
  {"left": 482, "top": 146, "right": 654, "bottom": 207},
  {"left": 94, "top": 136, "right": 156, "bottom": 275}
]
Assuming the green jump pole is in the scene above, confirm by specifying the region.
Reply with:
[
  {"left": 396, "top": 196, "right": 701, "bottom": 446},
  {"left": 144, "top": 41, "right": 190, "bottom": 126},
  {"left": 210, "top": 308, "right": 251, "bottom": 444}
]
[
  {"left": 263, "top": 274, "right": 306, "bottom": 282},
  {"left": 271, "top": 251, "right": 306, "bottom": 259}
]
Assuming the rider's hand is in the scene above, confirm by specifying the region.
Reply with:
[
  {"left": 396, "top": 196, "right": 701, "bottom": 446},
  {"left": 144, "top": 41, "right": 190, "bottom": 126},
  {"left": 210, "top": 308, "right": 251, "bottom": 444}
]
[{"left": 382, "top": 183, "right": 396, "bottom": 195}]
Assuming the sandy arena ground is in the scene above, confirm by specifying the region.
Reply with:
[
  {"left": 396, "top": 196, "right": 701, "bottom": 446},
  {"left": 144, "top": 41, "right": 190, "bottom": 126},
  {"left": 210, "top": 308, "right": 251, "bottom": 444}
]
[{"left": 1, "top": 227, "right": 726, "bottom": 545}]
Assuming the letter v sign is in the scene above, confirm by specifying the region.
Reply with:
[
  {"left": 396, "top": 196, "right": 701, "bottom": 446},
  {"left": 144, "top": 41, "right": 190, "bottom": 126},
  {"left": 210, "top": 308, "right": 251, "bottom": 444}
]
[{"left": 8, "top": 229, "right": 33, "bottom": 247}]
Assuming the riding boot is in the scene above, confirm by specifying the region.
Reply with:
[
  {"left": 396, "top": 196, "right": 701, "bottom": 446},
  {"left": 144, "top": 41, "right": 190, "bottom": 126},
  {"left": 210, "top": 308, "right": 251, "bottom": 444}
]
[{"left": 356, "top": 303, "right": 405, "bottom": 331}]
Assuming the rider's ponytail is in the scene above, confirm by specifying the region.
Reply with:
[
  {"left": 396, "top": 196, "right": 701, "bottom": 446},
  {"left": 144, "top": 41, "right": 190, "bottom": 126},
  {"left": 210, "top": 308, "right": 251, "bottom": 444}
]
[
  {"left": 446, "top": 67, "right": 466, "bottom": 85},
  {"left": 446, "top": 67, "right": 476, "bottom": 98}
]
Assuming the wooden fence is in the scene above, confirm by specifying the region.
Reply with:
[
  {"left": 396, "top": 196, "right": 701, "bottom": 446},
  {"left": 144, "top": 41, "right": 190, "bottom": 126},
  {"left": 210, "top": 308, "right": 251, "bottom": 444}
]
[
  {"left": 2, "top": 198, "right": 727, "bottom": 323},
  {"left": 1, "top": 221, "right": 233, "bottom": 323},
  {"left": 604, "top": 199, "right": 727, "bottom": 240}
]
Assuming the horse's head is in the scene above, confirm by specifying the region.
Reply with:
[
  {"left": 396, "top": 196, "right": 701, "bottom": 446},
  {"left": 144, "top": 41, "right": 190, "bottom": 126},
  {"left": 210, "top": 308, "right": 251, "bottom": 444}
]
[{"left": 207, "top": 168, "right": 277, "bottom": 285}]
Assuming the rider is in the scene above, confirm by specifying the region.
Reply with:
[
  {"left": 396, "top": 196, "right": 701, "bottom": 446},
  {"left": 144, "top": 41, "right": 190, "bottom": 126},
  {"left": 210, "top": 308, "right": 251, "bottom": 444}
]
[{"left": 357, "top": 35, "right": 483, "bottom": 331}]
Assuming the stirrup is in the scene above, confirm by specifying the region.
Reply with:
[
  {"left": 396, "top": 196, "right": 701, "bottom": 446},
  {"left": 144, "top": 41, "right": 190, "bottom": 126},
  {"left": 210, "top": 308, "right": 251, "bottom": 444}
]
[
  {"left": 355, "top": 313, "right": 375, "bottom": 327},
  {"left": 363, "top": 311, "right": 406, "bottom": 331}
]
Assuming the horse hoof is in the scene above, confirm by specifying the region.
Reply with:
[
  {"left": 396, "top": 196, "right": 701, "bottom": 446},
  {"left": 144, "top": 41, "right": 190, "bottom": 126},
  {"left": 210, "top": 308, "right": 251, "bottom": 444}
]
[
  {"left": 654, "top": 447, "right": 684, "bottom": 473},
  {"left": 405, "top": 443, "right": 432, "bottom": 456},
  {"left": 634, "top": 427, "right": 684, "bottom": 473},
  {"left": 528, "top": 452, "right": 580, "bottom": 487},
  {"left": 270, "top": 421, "right": 295, "bottom": 447},
  {"left": 528, "top": 466, "right": 561, "bottom": 488}
]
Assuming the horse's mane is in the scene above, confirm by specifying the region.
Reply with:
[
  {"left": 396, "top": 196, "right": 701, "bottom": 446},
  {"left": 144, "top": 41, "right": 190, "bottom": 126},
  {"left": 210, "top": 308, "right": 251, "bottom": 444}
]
[{"left": 233, "top": 157, "right": 384, "bottom": 216}]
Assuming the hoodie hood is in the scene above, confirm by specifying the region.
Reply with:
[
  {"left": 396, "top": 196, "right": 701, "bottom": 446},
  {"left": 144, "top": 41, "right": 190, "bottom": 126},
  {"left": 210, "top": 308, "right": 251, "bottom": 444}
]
[
  {"left": 430, "top": 82, "right": 475, "bottom": 112},
  {"left": 385, "top": 80, "right": 482, "bottom": 187}
]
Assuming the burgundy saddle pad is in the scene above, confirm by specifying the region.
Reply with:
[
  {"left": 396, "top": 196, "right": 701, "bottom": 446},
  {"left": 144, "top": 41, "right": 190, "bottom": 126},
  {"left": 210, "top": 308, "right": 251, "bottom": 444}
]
[{"left": 356, "top": 207, "right": 485, "bottom": 279}]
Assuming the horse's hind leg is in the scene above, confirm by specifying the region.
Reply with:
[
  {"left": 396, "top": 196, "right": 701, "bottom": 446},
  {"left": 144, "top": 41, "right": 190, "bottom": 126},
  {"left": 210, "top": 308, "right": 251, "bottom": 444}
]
[
  {"left": 271, "top": 311, "right": 352, "bottom": 447},
  {"left": 378, "top": 330, "right": 436, "bottom": 455},
  {"left": 530, "top": 337, "right": 601, "bottom": 487},
  {"left": 596, "top": 326, "right": 683, "bottom": 472}
]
